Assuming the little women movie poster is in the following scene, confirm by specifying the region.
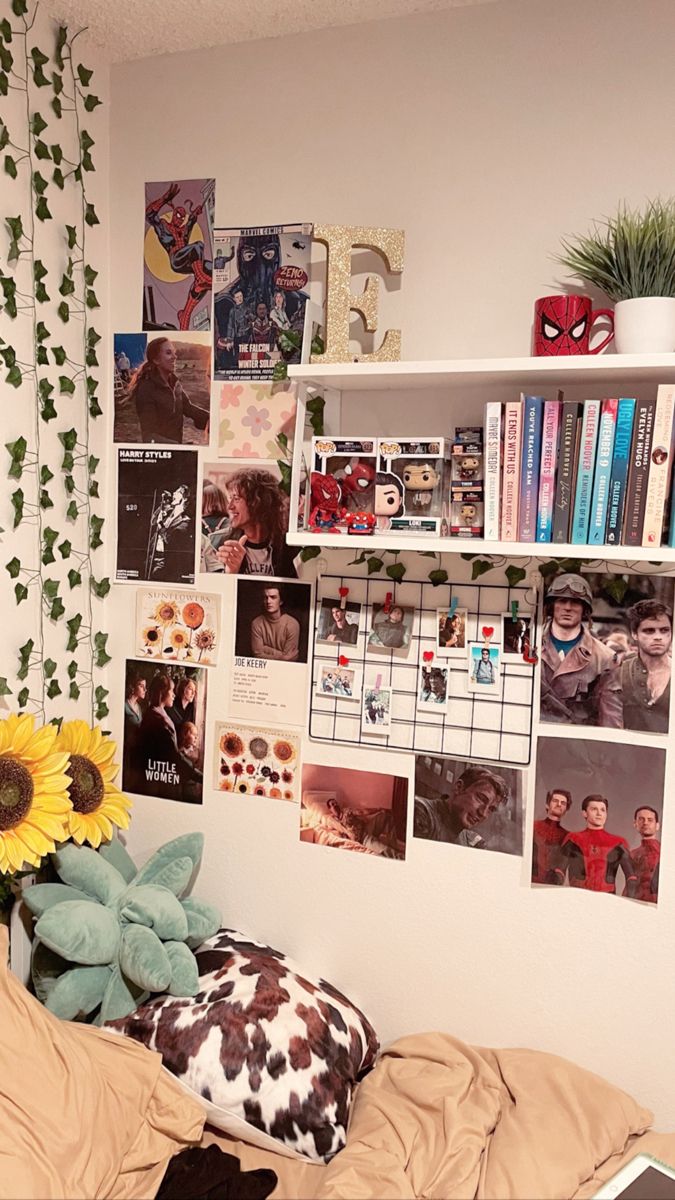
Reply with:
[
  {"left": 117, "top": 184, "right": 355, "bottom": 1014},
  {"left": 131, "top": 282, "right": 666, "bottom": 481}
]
[{"left": 123, "top": 660, "right": 206, "bottom": 804}]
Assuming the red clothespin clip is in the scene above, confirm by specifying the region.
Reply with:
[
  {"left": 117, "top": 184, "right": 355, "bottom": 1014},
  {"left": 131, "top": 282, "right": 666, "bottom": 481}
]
[
  {"left": 338, "top": 586, "right": 349, "bottom": 610},
  {"left": 422, "top": 650, "right": 434, "bottom": 663},
  {"left": 383, "top": 592, "right": 393, "bottom": 614},
  {"left": 481, "top": 625, "right": 494, "bottom": 644},
  {"left": 339, "top": 654, "right": 350, "bottom": 667},
  {"left": 523, "top": 642, "right": 539, "bottom": 665}
]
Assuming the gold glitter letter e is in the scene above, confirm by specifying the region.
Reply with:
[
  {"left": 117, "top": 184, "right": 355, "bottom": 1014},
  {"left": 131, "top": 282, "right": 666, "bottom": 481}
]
[{"left": 311, "top": 225, "right": 405, "bottom": 363}]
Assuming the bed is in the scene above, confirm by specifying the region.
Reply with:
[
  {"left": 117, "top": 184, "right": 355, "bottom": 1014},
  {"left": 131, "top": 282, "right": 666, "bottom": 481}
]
[{"left": 2, "top": 923, "right": 673, "bottom": 1200}]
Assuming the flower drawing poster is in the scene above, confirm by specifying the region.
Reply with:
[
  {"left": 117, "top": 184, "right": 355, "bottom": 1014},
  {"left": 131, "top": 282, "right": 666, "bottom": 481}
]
[
  {"left": 214, "top": 723, "right": 300, "bottom": 802},
  {"left": 218, "top": 379, "right": 296, "bottom": 459},
  {"left": 135, "top": 589, "right": 221, "bottom": 667},
  {"left": 143, "top": 178, "right": 215, "bottom": 333}
]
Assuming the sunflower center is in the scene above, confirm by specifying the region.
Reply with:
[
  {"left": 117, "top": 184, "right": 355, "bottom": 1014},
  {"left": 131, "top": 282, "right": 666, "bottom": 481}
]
[
  {"left": 0, "top": 757, "right": 34, "bottom": 831},
  {"left": 67, "top": 754, "right": 104, "bottom": 814}
]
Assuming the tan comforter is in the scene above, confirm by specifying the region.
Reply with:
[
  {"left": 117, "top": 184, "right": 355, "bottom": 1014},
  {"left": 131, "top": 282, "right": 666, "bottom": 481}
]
[{"left": 203, "top": 1033, "right": 674, "bottom": 1200}]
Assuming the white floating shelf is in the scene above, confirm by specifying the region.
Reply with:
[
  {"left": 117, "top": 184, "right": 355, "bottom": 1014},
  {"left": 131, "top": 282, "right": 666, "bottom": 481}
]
[
  {"left": 287, "top": 530, "right": 675, "bottom": 562},
  {"left": 288, "top": 354, "right": 675, "bottom": 391}
]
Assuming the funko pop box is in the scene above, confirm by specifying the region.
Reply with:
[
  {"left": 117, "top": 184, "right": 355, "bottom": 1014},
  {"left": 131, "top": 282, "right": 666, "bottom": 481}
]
[
  {"left": 311, "top": 437, "right": 378, "bottom": 530},
  {"left": 376, "top": 438, "right": 446, "bottom": 533}
]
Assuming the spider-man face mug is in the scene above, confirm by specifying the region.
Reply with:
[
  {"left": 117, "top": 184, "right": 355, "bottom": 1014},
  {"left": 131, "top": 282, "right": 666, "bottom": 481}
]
[{"left": 533, "top": 294, "right": 614, "bottom": 356}]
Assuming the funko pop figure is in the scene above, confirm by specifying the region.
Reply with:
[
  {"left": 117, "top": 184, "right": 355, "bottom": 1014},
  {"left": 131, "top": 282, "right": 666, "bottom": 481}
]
[
  {"left": 460, "top": 456, "right": 481, "bottom": 481},
  {"left": 461, "top": 504, "right": 477, "bottom": 523},
  {"left": 402, "top": 462, "right": 439, "bottom": 512},
  {"left": 374, "top": 471, "right": 405, "bottom": 528},
  {"left": 309, "top": 472, "right": 346, "bottom": 532},
  {"left": 340, "top": 459, "right": 376, "bottom": 507}
]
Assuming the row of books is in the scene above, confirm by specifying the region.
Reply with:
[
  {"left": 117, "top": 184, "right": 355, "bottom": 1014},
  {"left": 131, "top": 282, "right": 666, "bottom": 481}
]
[{"left": 484, "top": 386, "right": 675, "bottom": 547}]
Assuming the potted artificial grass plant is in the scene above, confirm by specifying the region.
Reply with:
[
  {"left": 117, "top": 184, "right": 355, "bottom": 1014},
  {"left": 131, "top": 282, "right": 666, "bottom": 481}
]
[{"left": 557, "top": 198, "right": 675, "bottom": 352}]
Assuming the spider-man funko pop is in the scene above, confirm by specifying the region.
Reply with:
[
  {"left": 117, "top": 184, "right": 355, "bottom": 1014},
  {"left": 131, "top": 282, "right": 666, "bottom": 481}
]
[{"left": 533, "top": 295, "right": 614, "bottom": 357}]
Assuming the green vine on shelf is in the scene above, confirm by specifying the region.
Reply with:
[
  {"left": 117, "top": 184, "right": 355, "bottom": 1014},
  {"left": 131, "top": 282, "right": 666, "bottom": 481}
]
[{"left": 0, "top": 0, "right": 108, "bottom": 721}]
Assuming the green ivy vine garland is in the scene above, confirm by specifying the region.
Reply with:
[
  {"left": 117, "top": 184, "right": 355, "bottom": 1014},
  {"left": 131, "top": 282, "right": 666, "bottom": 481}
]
[{"left": 0, "top": 0, "right": 109, "bottom": 722}]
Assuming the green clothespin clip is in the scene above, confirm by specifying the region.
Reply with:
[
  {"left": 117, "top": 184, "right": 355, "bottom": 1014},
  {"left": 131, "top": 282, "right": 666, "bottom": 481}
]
[{"left": 511, "top": 599, "right": 519, "bottom": 623}]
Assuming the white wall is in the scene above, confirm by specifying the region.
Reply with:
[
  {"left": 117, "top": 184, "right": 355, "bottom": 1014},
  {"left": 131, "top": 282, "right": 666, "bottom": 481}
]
[{"left": 109, "top": 0, "right": 675, "bottom": 1127}]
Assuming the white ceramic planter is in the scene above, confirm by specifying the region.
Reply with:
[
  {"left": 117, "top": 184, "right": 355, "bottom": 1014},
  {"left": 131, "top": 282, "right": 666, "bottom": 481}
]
[{"left": 614, "top": 297, "right": 675, "bottom": 353}]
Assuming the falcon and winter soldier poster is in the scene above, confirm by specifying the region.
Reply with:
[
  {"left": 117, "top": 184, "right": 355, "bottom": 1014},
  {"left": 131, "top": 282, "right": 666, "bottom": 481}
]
[
  {"left": 116, "top": 448, "right": 199, "bottom": 586},
  {"left": 213, "top": 223, "right": 312, "bottom": 381},
  {"left": 143, "top": 179, "right": 215, "bottom": 333}
]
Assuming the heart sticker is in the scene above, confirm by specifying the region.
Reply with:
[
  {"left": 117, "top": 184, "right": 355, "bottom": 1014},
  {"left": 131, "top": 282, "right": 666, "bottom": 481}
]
[
  {"left": 338, "top": 586, "right": 349, "bottom": 597},
  {"left": 422, "top": 650, "right": 434, "bottom": 663},
  {"left": 339, "top": 654, "right": 350, "bottom": 666},
  {"left": 482, "top": 626, "right": 494, "bottom": 640}
]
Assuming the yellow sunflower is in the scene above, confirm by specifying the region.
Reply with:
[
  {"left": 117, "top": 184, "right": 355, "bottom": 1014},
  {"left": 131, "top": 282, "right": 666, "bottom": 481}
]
[
  {"left": 56, "top": 720, "right": 132, "bottom": 849},
  {"left": 0, "top": 713, "right": 72, "bottom": 874},
  {"left": 142, "top": 625, "right": 162, "bottom": 649},
  {"left": 153, "top": 600, "right": 179, "bottom": 625}
]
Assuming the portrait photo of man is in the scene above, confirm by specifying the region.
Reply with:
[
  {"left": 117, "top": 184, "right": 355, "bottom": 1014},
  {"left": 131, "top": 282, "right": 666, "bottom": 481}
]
[
  {"left": 540, "top": 573, "right": 621, "bottom": 727},
  {"left": 613, "top": 599, "right": 672, "bottom": 734},
  {"left": 235, "top": 578, "right": 311, "bottom": 664},
  {"left": 317, "top": 598, "right": 361, "bottom": 646},
  {"left": 630, "top": 806, "right": 661, "bottom": 904},
  {"left": 531, "top": 788, "right": 572, "bottom": 884},
  {"left": 413, "top": 757, "right": 522, "bottom": 856}
]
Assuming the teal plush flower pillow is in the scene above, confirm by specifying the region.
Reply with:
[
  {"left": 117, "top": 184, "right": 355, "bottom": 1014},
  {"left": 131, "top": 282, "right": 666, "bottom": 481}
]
[{"left": 22, "top": 833, "right": 220, "bottom": 1024}]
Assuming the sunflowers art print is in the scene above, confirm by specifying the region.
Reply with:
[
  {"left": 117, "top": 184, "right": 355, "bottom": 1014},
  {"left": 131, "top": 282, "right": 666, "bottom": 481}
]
[{"left": 134, "top": 589, "right": 221, "bottom": 667}]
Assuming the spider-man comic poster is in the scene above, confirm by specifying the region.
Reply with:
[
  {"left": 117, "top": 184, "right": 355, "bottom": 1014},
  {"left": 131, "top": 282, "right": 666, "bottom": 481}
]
[
  {"left": 143, "top": 179, "right": 215, "bottom": 333},
  {"left": 213, "top": 222, "right": 312, "bottom": 381}
]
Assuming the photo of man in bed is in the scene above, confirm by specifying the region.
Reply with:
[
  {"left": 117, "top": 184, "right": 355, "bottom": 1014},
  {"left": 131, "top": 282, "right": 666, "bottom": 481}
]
[{"left": 300, "top": 763, "right": 408, "bottom": 859}]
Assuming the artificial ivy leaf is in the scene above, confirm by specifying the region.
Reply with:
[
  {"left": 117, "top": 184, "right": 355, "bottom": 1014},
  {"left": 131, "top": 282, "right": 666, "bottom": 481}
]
[
  {"left": 43, "top": 527, "right": 58, "bottom": 548},
  {"left": 89, "top": 397, "right": 102, "bottom": 417},
  {"left": 367, "top": 556, "right": 384, "bottom": 575},
  {"left": 36, "top": 345, "right": 48, "bottom": 365},
  {"left": 43, "top": 658, "right": 57, "bottom": 678},
  {"left": 42, "top": 579, "right": 59, "bottom": 600},
  {"left": 85, "top": 346, "right": 98, "bottom": 367},
  {"left": 58, "top": 539, "right": 72, "bottom": 558},
  {"left": 86, "top": 375, "right": 97, "bottom": 395},
  {"left": 35, "top": 196, "right": 51, "bottom": 222},
  {"left": 85, "top": 288, "right": 98, "bottom": 309},
  {"left": 0, "top": 43, "right": 12, "bottom": 72},
  {"left": 59, "top": 374, "right": 75, "bottom": 394},
  {"left": 41, "top": 396, "right": 57, "bottom": 421},
  {"left": 52, "top": 167, "right": 64, "bottom": 189},
  {"left": 33, "top": 66, "right": 49, "bottom": 87},
  {"left": 52, "top": 345, "right": 66, "bottom": 365},
  {"left": 428, "top": 568, "right": 449, "bottom": 587},
  {"left": 36, "top": 320, "right": 50, "bottom": 342},
  {"left": 41, "top": 546, "right": 55, "bottom": 565},
  {"left": 89, "top": 480, "right": 99, "bottom": 498},
  {"left": 57, "top": 300, "right": 69, "bottom": 322},
  {"left": 66, "top": 500, "right": 78, "bottom": 520},
  {"left": 0, "top": 73, "right": 8, "bottom": 98},
  {"left": 14, "top": 582, "right": 28, "bottom": 603},
  {"left": 31, "top": 46, "right": 49, "bottom": 67},
  {"left": 64, "top": 474, "right": 75, "bottom": 494},
  {"left": 4, "top": 154, "right": 17, "bottom": 179},
  {"left": 95, "top": 697, "right": 109, "bottom": 721},
  {"left": 17, "top": 687, "right": 29, "bottom": 709},
  {"left": 5, "top": 556, "right": 21, "bottom": 578},
  {"left": 50, "top": 142, "right": 63, "bottom": 164},
  {"left": 67, "top": 660, "right": 77, "bottom": 679},
  {"left": 81, "top": 151, "right": 93, "bottom": 172},
  {"left": 385, "top": 562, "right": 407, "bottom": 583},
  {"left": 0, "top": 346, "right": 15, "bottom": 367},
  {"left": 77, "top": 64, "right": 94, "bottom": 86},
  {"left": 35, "top": 281, "right": 49, "bottom": 302},
  {"left": 33, "top": 140, "right": 50, "bottom": 160},
  {"left": 59, "top": 274, "right": 75, "bottom": 296},
  {"left": 0, "top": 17, "right": 13, "bottom": 40},
  {"left": 18, "top": 638, "right": 34, "bottom": 664},
  {"left": 83, "top": 94, "right": 101, "bottom": 112},
  {"left": 59, "top": 428, "right": 77, "bottom": 450},
  {"left": 505, "top": 565, "right": 527, "bottom": 588},
  {"left": 61, "top": 450, "right": 74, "bottom": 470},
  {"left": 40, "top": 465, "right": 54, "bottom": 484},
  {"left": 49, "top": 598, "right": 65, "bottom": 621},
  {"left": 34, "top": 259, "right": 48, "bottom": 281},
  {"left": 94, "top": 632, "right": 111, "bottom": 667},
  {"left": 299, "top": 545, "right": 321, "bottom": 562},
  {"left": 87, "top": 327, "right": 100, "bottom": 346},
  {"left": 32, "top": 112, "right": 48, "bottom": 136},
  {"left": 67, "top": 569, "right": 81, "bottom": 588},
  {"left": 69, "top": 681, "right": 80, "bottom": 701},
  {"left": 6, "top": 214, "right": 22, "bottom": 240},
  {"left": 84, "top": 202, "right": 99, "bottom": 226},
  {"left": 6, "top": 434, "right": 27, "bottom": 468},
  {"left": 53, "top": 71, "right": 64, "bottom": 96},
  {"left": 51, "top": 97, "right": 62, "bottom": 118},
  {"left": 0, "top": 678, "right": 12, "bottom": 697},
  {"left": 10, "top": 488, "right": 23, "bottom": 527},
  {"left": 73, "top": 165, "right": 81, "bottom": 183},
  {"left": 90, "top": 514, "right": 104, "bottom": 550},
  {"left": 91, "top": 575, "right": 110, "bottom": 598},
  {"left": 5, "top": 364, "right": 21, "bottom": 387},
  {"left": 0, "top": 121, "right": 10, "bottom": 150},
  {"left": 66, "top": 614, "right": 82, "bottom": 651},
  {"left": 32, "top": 169, "right": 48, "bottom": 194},
  {"left": 88, "top": 454, "right": 100, "bottom": 473},
  {"left": 39, "top": 489, "right": 53, "bottom": 509},
  {"left": 471, "top": 559, "right": 494, "bottom": 581},
  {"left": 11, "top": 0, "right": 27, "bottom": 14},
  {"left": 46, "top": 679, "right": 61, "bottom": 698}
]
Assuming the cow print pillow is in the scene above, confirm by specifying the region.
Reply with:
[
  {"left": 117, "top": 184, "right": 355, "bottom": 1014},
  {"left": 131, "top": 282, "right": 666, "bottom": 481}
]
[{"left": 104, "top": 928, "right": 379, "bottom": 1162}]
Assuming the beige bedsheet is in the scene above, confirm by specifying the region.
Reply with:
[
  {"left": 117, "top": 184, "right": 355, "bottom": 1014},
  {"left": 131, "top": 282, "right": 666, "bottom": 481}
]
[{"left": 203, "top": 1033, "right": 673, "bottom": 1200}]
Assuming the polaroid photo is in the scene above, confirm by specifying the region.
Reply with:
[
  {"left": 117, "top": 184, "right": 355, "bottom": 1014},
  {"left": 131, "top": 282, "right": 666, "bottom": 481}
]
[
  {"left": 467, "top": 641, "right": 502, "bottom": 697},
  {"left": 361, "top": 683, "right": 393, "bottom": 732},
  {"left": 502, "top": 612, "right": 532, "bottom": 659},
  {"left": 316, "top": 665, "right": 361, "bottom": 701},
  {"left": 368, "top": 602, "right": 414, "bottom": 653},
  {"left": 316, "top": 597, "right": 361, "bottom": 647},
  {"left": 417, "top": 664, "right": 449, "bottom": 713},
  {"left": 436, "top": 607, "right": 468, "bottom": 657}
]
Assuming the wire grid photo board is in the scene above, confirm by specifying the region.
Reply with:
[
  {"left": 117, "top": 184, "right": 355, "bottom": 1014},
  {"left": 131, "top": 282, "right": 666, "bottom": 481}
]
[{"left": 309, "top": 564, "right": 537, "bottom": 766}]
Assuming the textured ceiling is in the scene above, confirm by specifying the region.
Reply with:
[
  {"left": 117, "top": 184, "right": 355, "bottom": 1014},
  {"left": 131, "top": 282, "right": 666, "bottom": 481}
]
[{"left": 49, "top": 0, "right": 502, "bottom": 63}]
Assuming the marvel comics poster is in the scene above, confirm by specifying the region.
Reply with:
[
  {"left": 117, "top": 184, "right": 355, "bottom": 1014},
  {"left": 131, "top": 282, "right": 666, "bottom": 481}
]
[
  {"left": 143, "top": 179, "right": 215, "bottom": 333},
  {"left": 213, "top": 223, "right": 312, "bottom": 381},
  {"left": 122, "top": 659, "right": 206, "bottom": 804},
  {"left": 539, "top": 569, "right": 674, "bottom": 735},
  {"left": 532, "top": 736, "right": 666, "bottom": 905},
  {"left": 134, "top": 588, "right": 221, "bottom": 666},
  {"left": 116, "top": 448, "right": 198, "bottom": 585},
  {"left": 113, "top": 331, "right": 211, "bottom": 444}
]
